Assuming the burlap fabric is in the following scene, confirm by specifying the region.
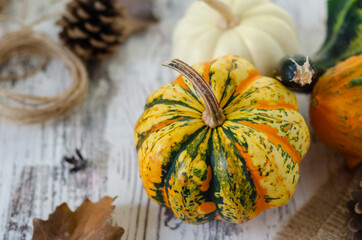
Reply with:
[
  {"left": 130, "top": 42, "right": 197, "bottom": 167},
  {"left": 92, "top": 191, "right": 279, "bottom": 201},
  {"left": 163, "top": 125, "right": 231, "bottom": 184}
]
[{"left": 275, "top": 165, "right": 362, "bottom": 240}]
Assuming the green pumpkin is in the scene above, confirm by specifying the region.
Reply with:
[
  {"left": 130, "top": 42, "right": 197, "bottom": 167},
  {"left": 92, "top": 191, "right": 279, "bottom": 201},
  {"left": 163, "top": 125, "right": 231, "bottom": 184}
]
[
  {"left": 274, "top": 0, "right": 362, "bottom": 92},
  {"left": 274, "top": 55, "right": 317, "bottom": 92}
]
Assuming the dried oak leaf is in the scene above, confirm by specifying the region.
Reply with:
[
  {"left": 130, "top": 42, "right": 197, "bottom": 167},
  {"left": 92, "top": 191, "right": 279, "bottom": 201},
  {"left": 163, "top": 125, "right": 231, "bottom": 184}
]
[{"left": 32, "top": 196, "right": 124, "bottom": 240}]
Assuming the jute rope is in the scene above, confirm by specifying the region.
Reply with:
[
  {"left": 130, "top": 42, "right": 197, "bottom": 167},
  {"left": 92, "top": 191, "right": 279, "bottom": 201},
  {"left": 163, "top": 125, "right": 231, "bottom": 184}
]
[
  {"left": 0, "top": 15, "right": 88, "bottom": 124},
  {"left": 274, "top": 165, "right": 362, "bottom": 240}
]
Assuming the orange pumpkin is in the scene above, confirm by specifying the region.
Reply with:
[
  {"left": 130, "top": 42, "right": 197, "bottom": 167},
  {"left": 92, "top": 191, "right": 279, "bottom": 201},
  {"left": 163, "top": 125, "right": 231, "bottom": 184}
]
[{"left": 310, "top": 54, "right": 362, "bottom": 168}]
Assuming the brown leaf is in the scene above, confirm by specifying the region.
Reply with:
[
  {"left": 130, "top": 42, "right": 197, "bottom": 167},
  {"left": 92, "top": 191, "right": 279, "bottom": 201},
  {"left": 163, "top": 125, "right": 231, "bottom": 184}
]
[{"left": 32, "top": 196, "right": 124, "bottom": 240}]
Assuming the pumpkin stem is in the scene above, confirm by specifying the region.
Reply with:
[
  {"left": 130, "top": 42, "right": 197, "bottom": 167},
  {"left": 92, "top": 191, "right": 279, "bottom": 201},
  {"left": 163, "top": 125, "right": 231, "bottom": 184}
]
[
  {"left": 162, "top": 59, "right": 226, "bottom": 128},
  {"left": 202, "top": 0, "right": 239, "bottom": 29}
]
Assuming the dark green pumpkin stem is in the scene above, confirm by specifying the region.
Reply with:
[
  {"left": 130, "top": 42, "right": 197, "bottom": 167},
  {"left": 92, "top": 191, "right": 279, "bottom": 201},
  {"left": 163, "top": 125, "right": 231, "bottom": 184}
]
[
  {"left": 162, "top": 59, "right": 225, "bottom": 128},
  {"left": 274, "top": 54, "right": 319, "bottom": 92}
]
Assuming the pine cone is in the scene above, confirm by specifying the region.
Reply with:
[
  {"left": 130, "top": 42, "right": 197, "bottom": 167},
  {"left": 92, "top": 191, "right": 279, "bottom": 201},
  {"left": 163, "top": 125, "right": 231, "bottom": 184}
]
[
  {"left": 57, "top": 0, "right": 126, "bottom": 60},
  {"left": 347, "top": 180, "right": 362, "bottom": 240}
]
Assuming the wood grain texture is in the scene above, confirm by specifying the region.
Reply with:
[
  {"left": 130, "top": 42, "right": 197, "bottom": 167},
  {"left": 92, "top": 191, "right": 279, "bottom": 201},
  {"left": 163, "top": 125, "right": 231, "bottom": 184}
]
[{"left": 0, "top": 0, "right": 345, "bottom": 239}]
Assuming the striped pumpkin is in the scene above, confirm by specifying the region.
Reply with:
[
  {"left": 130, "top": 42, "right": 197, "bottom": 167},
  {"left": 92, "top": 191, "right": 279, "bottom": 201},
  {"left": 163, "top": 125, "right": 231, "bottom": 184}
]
[
  {"left": 310, "top": 54, "right": 362, "bottom": 168},
  {"left": 135, "top": 55, "right": 310, "bottom": 224}
]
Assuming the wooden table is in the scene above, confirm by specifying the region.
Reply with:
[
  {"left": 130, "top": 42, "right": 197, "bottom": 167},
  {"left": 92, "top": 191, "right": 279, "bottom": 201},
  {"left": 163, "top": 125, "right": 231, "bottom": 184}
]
[{"left": 0, "top": 0, "right": 345, "bottom": 239}]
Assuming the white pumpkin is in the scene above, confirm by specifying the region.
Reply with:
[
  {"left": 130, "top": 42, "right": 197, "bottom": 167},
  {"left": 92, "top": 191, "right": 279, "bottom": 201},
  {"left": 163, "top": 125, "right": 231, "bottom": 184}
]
[{"left": 172, "top": 0, "right": 299, "bottom": 75}]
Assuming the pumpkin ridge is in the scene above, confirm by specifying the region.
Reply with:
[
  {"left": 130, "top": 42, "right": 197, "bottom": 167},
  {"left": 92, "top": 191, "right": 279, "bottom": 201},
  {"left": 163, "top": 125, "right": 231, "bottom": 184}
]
[
  {"left": 211, "top": 127, "right": 258, "bottom": 222},
  {"left": 146, "top": 98, "right": 202, "bottom": 113},
  {"left": 208, "top": 55, "right": 241, "bottom": 108},
  {"left": 209, "top": 29, "right": 224, "bottom": 63},
  {"left": 237, "top": 1, "right": 266, "bottom": 17},
  {"left": 208, "top": 130, "right": 223, "bottom": 221},
  {"left": 172, "top": 75, "right": 190, "bottom": 91},
  {"left": 180, "top": 77, "right": 207, "bottom": 109},
  {"left": 163, "top": 126, "right": 209, "bottom": 183},
  {"left": 138, "top": 123, "right": 206, "bottom": 207},
  {"left": 154, "top": 126, "right": 208, "bottom": 206},
  {"left": 223, "top": 78, "right": 276, "bottom": 110},
  {"left": 206, "top": 129, "right": 220, "bottom": 220},
  {"left": 224, "top": 98, "right": 298, "bottom": 116},
  {"left": 165, "top": 127, "right": 215, "bottom": 223},
  {"left": 243, "top": 3, "right": 295, "bottom": 28},
  {"left": 234, "top": 28, "right": 255, "bottom": 63},
  {"left": 225, "top": 119, "right": 301, "bottom": 204},
  {"left": 226, "top": 108, "right": 289, "bottom": 122},
  {"left": 226, "top": 106, "right": 310, "bottom": 158},
  {"left": 237, "top": 24, "right": 286, "bottom": 54},
  {"left": 237, "top": 120, "right": 302, "bottom": 164},
  {"left": 327, "top": 73, "right": 362, "bottom": 92},
  {"left": 234, "top": 142, "right": 270, "bottom": 214},
  {"left": 145, "top": 94, "right": 202, "bottom": 113},
  {"left": 203, "top": 61, "right": 213, "bottom": 84},
  {"left": 242, "top": 101, "right": 298, "bottom": 112},
  {"left": 236, "top": 15, "right": 297, "bottom": 53},
  {"left": 151, "top": 76, "right": 206, "bottom": 112},
  {"left": 222, "top": 76, "right": 273, "bottom": 111},
  {"left": 233, "top": 69, "right": 260, "bottom": 96},
  {"left": 218, "top": 70, "right": 232, "bottom": 107},
  {"left": 316, "top": 60, "right": 362, "bottom": 91},
  {"left": 310, "top": 102, "right": 339, "bottom": 140},
  {"left": 136, "top": 116, "right": 194, "bottom": 150},
  {"left": 221, "top": 124, "right": 272, "bottom": 209}
]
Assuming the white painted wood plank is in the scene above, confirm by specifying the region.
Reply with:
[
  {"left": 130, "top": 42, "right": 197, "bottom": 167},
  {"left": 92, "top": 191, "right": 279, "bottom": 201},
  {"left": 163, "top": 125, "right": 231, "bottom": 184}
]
[{"left": 0, "top": 0, "right": 345, "bottom": 239}]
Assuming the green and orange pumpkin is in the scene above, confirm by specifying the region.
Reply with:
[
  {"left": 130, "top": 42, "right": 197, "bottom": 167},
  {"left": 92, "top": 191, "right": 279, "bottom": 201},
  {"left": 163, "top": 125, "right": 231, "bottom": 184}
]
[
  {"left": 135, "top": 55, "right": 310, "bottom": 224},
  {"left": 274, "top": 0, "right": 362, "bottom": 92},
  {"left": 310, "top": 54, "right": 362, "bottom": 168}
]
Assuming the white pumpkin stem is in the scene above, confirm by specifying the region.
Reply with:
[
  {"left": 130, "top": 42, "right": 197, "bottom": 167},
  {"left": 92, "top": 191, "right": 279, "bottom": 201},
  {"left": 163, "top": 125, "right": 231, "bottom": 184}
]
[
  {"left": 202, "top": 0, "right": 239, "bottom": 29},
  {"left": 162, "top": 59, "right": 226, "bottom": 128}
]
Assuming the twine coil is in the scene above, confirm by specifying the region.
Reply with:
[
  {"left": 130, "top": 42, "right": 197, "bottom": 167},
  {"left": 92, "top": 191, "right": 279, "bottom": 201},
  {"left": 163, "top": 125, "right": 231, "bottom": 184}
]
[{"left": 0, "top": 19, "right": 88, "bottom": 124}]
